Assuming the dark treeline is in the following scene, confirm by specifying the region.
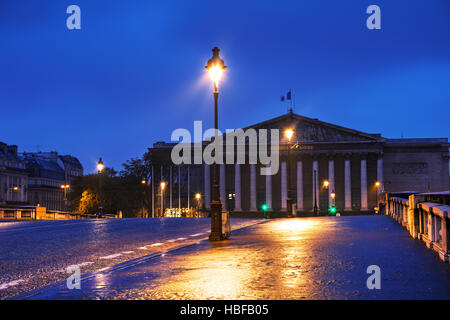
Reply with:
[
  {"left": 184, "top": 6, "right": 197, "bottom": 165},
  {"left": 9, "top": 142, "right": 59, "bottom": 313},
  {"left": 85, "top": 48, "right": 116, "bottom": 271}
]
[{"left": 68, "top": 152, "right": 153, "bottom": 217}]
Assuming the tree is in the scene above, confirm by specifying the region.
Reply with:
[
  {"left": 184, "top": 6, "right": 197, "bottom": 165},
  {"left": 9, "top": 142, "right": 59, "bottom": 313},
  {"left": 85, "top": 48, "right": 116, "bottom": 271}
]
[{"left": 78, "top": 190, "right": 98, "bottom": 214}]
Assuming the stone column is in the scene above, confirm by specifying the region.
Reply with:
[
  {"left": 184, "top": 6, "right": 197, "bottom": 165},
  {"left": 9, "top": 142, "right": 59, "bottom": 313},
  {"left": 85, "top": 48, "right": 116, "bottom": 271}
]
[
  {"left": 297, "top": 160, "right": 303, "bottom": 211},
  {"left": 345, "top": 154, "right": 352, "bottom": 211},
  {"left": 441, "top": 216, "right": 448, "bottom": 257},
  {"left": 250, "top": 164, "right": 257, "bottom": 211},
  {"left": 234, "top": 163, "right": 242, "bottom": 212},
  {"left": 204, "top": 164, "right": 210, "bottom": 210},
  {"left": 281, "top": 161, "right": 287, "bottom": 211},
  {"left": 377, "top": 153, "right": 383, "bottom": 187},
  {"left": 428, "top": 212, "right": 435, "bottom": 244},
  {"left": 328, "top": 156, "right": 335, "bottom": 206},
  {"left": 312, "top": 158, "right": 319, "bottom": 211},
  {"left": 220, "top": 164, "right": 226, "bottom": 210},
  {"left": 361, "top": 155, "right": 368, "bottom": 211},
  {"left": 265, "top": 167, "right": 272, "bottom": 210}
]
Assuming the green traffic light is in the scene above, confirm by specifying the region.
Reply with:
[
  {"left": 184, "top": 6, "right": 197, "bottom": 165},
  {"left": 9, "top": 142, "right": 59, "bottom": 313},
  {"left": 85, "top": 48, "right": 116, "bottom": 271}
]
[
  {"left": 329, "top": 206, "right": 337, "bottom": 215},
  {"left": 262, "top": 204, "right": 268, "bottom": 211}
]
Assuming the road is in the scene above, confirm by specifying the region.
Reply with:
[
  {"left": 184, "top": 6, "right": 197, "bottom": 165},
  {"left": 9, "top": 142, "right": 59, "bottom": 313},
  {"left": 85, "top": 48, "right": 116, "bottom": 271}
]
[
  {"left": 0, "top": 217, "right": 259, "bottom": 299},
  {"left": 3, "top": 216, "right": 450, "bottom": 300}
]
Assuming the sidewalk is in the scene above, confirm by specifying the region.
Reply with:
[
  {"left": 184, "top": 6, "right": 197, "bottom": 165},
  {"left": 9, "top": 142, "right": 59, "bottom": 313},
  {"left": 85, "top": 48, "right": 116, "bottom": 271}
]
[{"left": 11, "top": 216, "right": 450, "bottom": 300}]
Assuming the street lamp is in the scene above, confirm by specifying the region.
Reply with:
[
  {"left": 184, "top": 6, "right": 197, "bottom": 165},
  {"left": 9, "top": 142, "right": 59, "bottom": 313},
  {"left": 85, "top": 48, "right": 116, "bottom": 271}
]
[
  {"left": 284, "top": 128, "right": 294, "bottom": 217},
  {"left": 97, "top": 157, "right": 104, "bottom": 218},
  {"left": 195, "top": 193, "right": 201, "bottom": 217},
  {"left": 323, "top": 180, "right": 329, "bottom": 189},
  {"left": 160, "top": 181, "right": 166, "bottom": 217},
  {"left": 60, "top": 184, "right": 70, "bottom": 200},
  {"left": 375, "top": 181, "right": 382, "bottom": 214},
  {"left": 60, "top": 184, "right": 70, "bottom": 211},
  {"left": 206, "top": 47, "right": 226, "bottom": 241}
]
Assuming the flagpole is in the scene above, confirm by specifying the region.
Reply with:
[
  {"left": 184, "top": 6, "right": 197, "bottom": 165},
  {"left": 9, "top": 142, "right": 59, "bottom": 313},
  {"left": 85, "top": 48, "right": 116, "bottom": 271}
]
[
  {"left": 160, "top": 165, "right": 163, "bottom": 217},
  {"left": 151, "top": 165, "right": 154, "bottom": 218},
  {"left": 178, "top": 166, "right": 181, "bottom": 211},
  {"left": 170, "top": 166, "right": 173, "bottom": 209},
  {"left": 187, "top": 166, "right": 190, "bottom": 211}
]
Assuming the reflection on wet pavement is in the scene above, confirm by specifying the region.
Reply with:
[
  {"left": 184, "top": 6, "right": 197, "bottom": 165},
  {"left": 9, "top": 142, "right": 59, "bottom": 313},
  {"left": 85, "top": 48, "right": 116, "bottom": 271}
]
[
  {"left": 12, "top": 216, "right": 450, "bottom": 300},
  {"left": 0, "top": 218, "right": 260, "bottom": 299}
]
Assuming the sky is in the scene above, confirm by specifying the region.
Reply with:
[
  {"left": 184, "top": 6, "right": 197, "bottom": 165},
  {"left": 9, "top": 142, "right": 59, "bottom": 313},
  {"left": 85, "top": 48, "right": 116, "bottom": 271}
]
[{"left": 1, "top": 0, "right": 449, "bottom": 173}]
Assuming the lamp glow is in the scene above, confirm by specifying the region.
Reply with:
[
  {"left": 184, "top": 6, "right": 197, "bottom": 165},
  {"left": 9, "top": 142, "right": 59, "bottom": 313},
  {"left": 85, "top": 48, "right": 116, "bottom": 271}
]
[
  {"left": 97, "top": 157, "right": 104, "bottom": 173},
  {"left": 284, "top": 128, "right": 294, "bottom": 142},
  {"left": 205, "top": 47, "right": 226, "bottom": 90}
]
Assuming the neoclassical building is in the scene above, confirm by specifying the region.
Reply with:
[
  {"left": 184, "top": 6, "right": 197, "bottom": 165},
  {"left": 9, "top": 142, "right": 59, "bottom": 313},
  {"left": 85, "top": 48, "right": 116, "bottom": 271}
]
[
  {"left": 149, "top": 112, "right": 449, "bottom": 215},
  {"left": 0, "top": 143, "right": 28, "bottom": 205}
]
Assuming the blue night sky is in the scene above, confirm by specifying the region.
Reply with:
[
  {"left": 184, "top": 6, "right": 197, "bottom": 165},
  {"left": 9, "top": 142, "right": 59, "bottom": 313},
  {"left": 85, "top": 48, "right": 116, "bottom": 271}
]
[{"left": 1, "top": 1, "right": 449, "bottom": 172}]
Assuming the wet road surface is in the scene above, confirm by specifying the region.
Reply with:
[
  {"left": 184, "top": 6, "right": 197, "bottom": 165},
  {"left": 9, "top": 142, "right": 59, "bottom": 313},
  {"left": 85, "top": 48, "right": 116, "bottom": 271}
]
[
  {"left": 0, "top": 218, "right": 260, "bottom": 299},
  {"left": 7, "top": 216, "right": 450, "bottom": 300}
]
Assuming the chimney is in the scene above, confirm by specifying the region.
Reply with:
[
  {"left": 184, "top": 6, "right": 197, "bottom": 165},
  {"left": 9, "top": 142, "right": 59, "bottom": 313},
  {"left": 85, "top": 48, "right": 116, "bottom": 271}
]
[{"left": 7, "top": 145, "right": 18, "bottom": 157}]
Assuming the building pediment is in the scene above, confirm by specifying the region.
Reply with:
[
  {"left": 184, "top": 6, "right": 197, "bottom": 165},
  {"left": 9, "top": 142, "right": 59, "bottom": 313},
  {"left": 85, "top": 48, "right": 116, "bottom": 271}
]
[{"left": 244, "top": 112, "right": 385, "bottom": 143}]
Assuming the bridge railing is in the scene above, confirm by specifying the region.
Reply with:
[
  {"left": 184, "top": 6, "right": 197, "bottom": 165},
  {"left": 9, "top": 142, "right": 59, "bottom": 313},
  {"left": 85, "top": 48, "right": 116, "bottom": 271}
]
[
  {"left": 0, "top": 207, "right": 118, "bottom": 220},
  {"left": 386, "top": 193, "right": 449, "bottom": 263}
]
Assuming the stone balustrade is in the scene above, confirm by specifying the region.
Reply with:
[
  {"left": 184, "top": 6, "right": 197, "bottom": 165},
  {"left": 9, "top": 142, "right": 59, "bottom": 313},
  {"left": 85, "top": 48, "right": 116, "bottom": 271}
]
[
  {"left": 0, "top": 207, "right": 119, "bottom": 220},
  {"left": 385, "top": 192, "right": 449, "bottom": 263}
]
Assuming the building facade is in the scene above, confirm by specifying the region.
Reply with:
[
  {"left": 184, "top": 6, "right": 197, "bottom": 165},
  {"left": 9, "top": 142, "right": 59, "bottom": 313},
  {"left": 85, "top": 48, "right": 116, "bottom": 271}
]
[
  {"left": 0, "top": 142, "right": 28, "bottom": 205},
  {"left": 149, "top": 112, "right": 450, "bottom": 215},
  {"left": 21, "top": 152, "right": 83, "bottom": 211}
]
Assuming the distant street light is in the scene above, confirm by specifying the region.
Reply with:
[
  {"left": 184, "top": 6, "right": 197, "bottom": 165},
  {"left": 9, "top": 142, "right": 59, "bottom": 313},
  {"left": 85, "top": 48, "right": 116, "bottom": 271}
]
[
  {"left": 60, "top": 184, "right": 70, "bottom": 211},
  {"left": 375, "top": 181, "right": 382, "bottom": 214},
  {"left": 60, "top": 184, "right": 70, "bottom": 201},
  {"left": 206, "top": 47, "right": 226, "bottom": 241},
  {"left": 97, "top": 157, "right": 104, "bottom": 218},
  {"left": 284, "top": 128, "right": 294, "bottom": 142},
  {"left": 284, "top": 128, "right": 295, "bottom": 217},
  {"left": 97, "top": 158, "right": 104, "bottom": 173},
  {"left": 323, "top": 180, "right": 329, "bottom": 188},
  {"left": 160, "top": 181, "right": 166, "bottom": 217},
  {"left": 195, "top": 193, "right": 201, "bottom": 217}
]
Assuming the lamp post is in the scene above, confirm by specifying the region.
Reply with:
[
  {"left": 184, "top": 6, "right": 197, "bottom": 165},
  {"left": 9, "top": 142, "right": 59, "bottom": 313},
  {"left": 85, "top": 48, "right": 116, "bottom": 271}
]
[
  {"left": 97, "top": 157, "right": 104, "bottom": 218},
  {"left": 195, "top": 193, "right": 201, "bottom": 217},
  {"left": 323, "top": 180, "right": 329, "bottom": 215},
  {"left": 313, "top": 170, "right": 318, "bottom": 216},
  {"left": 60, "top": 184, "right": 70, "bottom": 211},
  {"left": 141, "top": 179, "right": 146, "bottom": 218},
  {"left": 206, "top": 47, "right": 226, "bottom": 241},
  {"left": 160, "top": 181, "right": 166, "bottom": 217},
  {"left": 284, "top": 128, "right": 294, "bottom": 217},
  {"left": 375, "top": 181, "right": 381, "bottom": 214}
]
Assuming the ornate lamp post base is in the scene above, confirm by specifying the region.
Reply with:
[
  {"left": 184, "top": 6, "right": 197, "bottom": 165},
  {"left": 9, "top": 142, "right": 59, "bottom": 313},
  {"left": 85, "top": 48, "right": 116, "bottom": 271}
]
[{"left": 209, "top": 200, "right": 224, "bottom": 241}]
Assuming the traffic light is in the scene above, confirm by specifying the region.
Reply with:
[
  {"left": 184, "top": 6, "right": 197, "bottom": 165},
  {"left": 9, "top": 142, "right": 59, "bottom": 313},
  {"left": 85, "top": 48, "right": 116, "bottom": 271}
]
[
  {"left": 261, "top": 204, "right": 268, "bottom": 211},
  {"left": 329, "top": 206, "right": 337, "bottom": 215}
]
